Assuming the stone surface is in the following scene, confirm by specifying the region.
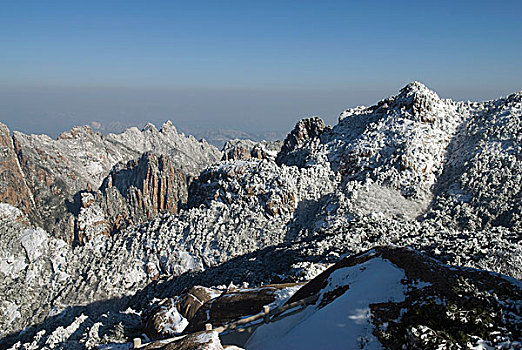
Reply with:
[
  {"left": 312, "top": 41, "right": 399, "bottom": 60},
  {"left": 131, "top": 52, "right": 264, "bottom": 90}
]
[
  {"left": 0, "top": 123, "right": 34, "bottom": 217},
  {"left": 71, "top": 152, "right": 190, "bottom": 244},
  {"left": 221, "top": 139, "right": 282, "bottom": 162},
  {"left": 144, "top": 286, "right": 220, "bottom": 339},
  {"left": 147, "top": 331, "right": 228, "bottom": 350},
  {"left": 9, "top": 121, "right": 220, "bottom": 241},
  {"left": 275, "top": 117, "right": 328, "bottom": 167}
]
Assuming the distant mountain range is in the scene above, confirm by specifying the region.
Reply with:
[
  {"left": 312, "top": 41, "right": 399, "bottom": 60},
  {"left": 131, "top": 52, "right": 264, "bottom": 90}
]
[{"left": 85, "top": 120, "right": 286, "bottom": 148}]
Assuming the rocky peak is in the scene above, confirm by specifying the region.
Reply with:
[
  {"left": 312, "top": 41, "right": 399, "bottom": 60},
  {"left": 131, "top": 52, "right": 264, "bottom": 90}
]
[
  {"left": 284, "top": 117, "right": 327, "bottom": 147},
  {"left": 4, "top": 121, "right": 220, "bottom": 241},
  {"left": 160, "top": 120, "right": 178, "bottom": 134},
  {"left": 496, "top": 90, "right": 522, "bottom": 109},
  {"left": 221, "top": 139, "right": 282, "bottom": 162},
  {"left": 399, "top": 81, "right": 434, "bottom": 96},
  {"left": 57, "top": 125, "right": 97, "bottom": 140},
  {"left": 2, "top": 86, "right": 522, "bottom": 349},
  {"left": 391, "top": 81, "right": 444, "bottom": 121},
  {"left": 142, "top": 122, "right": 158, "bottom": 133},
  {"left": 276, "top": 117, "right": 329, "bottom": 166},
  {"left": 101, "top": 152, "right": 188, "bottom": 215},
  {"left": 70, "top": 152, "right": 191, "bottom": 243}
]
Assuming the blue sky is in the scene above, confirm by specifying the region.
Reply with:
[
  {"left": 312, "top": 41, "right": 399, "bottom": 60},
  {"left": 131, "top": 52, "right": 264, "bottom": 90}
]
[{"left": 0, "top": 0, "right": 521, "bottom": 137}]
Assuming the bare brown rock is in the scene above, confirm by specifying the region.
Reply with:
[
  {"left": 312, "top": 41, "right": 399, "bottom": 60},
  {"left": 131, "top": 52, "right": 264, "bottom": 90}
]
[
  {"left": 7, "top": 122, "right": 219, "bottom": 242},
  {"left": 100, "top": 152, "right": 189, "bottom": 220},
  {"left": 185, "top": 286, "right": 282, "bottom": 334},
  {"left": 0, "top": 123, "right": 34, "bottom": 216}
]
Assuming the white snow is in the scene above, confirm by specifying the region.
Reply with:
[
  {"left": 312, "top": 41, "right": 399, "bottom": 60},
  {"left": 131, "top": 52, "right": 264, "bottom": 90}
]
[
  {"left": 2, "top": 301, "right": 21, "bottom": 325},
  {"left": 266, "top": 285, "right": 304, "bottom": 311},
  {"left": 44, "top": 313, "right": 88, "bottom": 347},
  {"left": 0, "top": 253, "right": 27, "bottom": 277},
  {"left": 159, "top": 299, "right": 189, "bottom": 335},
  {"left": 194, "top": 331, "right": 223, "bottom": 350},
  {"left": 20, "top": 229, "right": 47, "bottom": 263},
  {"left": 246, "top": 257, "right": 408, "bottom": 350},
  {"left": 290, "top": 261, "right": 331, "bottom": 281}
]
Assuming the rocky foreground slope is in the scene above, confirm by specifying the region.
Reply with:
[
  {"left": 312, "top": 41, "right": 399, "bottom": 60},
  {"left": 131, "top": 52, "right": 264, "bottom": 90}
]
[
  {"left": 0, "top": 82, "right": 521, "bottom": 349},
  {"left": 247, "top": 246, "right": 522, "bottom": 349}
]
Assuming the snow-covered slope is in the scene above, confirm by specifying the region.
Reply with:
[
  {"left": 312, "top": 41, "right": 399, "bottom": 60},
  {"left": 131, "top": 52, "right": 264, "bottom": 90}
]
[
  {"left": 247, "top": 247, "right": 522, "bottom": 349},
  {"left": 426, "top": 91, "right": 522, "bottom": 231},
  {"left": 246, "top": 255, "right": 407, "bottom": 350}
]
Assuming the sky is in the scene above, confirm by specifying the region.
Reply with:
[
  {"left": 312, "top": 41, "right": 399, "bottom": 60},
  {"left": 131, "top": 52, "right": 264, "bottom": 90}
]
[{"left": 0, "top": 0, "right": 521, "bottom": 138}]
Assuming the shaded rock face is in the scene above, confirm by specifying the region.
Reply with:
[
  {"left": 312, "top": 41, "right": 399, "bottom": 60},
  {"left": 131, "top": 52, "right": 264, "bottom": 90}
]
[
  {"left": 0, "top": 124, "right": 34, "bottom": 217},
  {"left": 74, "top": 152, "right": 189, "bottom": 244},
  {"left": 12, "top": 126, "right": 115, "bottom": 242},
  {"left": 102, "top": 152, "right": 188, "bottom": 219},
  {"left": 276, "top": 117, "right": 328, "bottom": 167},
  {"left": 6, "top": 121, "right": 220, "bottom": 241}
]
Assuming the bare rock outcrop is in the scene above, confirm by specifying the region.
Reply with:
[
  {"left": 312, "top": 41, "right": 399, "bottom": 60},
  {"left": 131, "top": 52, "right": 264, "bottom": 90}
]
[
  {"left": 7, "top": 121, "right": 220, "bottom": 241},
  {"left": 221, "top": 139, "right": 282, "bottom": 162},
  {"left": 144, "top": 330, "right": 231, "bottom": 350},
  {"left": 0, "top": 123, "right": 34, "bottom": 217},
  {"left": 144, "top": 286, "right": 220, "bottom": 339},
  {"left": 275, "top": 117, "right": 328, "bottom": 167},
  {"left": 102, "top": 152, "right": 188, "bottom": 218},
  {"left": 75, "top": 152, "right": 189, "bottom": 244}
]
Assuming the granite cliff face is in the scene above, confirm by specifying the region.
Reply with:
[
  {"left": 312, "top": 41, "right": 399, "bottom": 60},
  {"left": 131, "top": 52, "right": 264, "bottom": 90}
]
[
  {"left": 1, "top": 83, "right": 521, "bottom": 349},
  {"left": 74, "top": 152, "right": 190, "bottom": 244},
  {"left": 0, "top": 124, "right": 34, "bottom": 217},
  {"left": 6, "top": 121, "right": 220, "bottom": 242},
  {"left": 275, "top": 116, "right": 328, "bottom": 167}
]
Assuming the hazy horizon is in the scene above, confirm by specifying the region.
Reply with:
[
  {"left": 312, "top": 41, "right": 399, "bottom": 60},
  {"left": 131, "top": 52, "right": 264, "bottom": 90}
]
[{"left": 1, "top": 1, "right": 520, "bottom": 138}]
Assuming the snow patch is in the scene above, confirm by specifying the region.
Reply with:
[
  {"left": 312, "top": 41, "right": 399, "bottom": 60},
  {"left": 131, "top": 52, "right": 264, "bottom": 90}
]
[
  {"left": 20, "top": 229, "right": 48, "bottom": 263},
  {"left": 246, "top": 257, "right": 408, "bottom": 350}
]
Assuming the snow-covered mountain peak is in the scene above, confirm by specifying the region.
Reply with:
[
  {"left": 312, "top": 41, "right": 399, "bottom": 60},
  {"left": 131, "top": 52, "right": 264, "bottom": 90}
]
[
  {"left": 142, "top": 122, "right": 158, "bottom": 133},
  {"left": 160, "top": 120, "right": 178, "bottom": 134},
  {"left": 389, "top": 81, "right": 448, "bottom": 121},
  {"left": 338, "top": 81, "right": 448, "bottom": 125},
  {"left": 399, "top": 80, "right": 436, "bottom": 96},
  {"left": 503, "top": 90, "right": 522, "bottom": 105},
  {"left": 57, "top": 125, "right": 97, "bottom": 140}
]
